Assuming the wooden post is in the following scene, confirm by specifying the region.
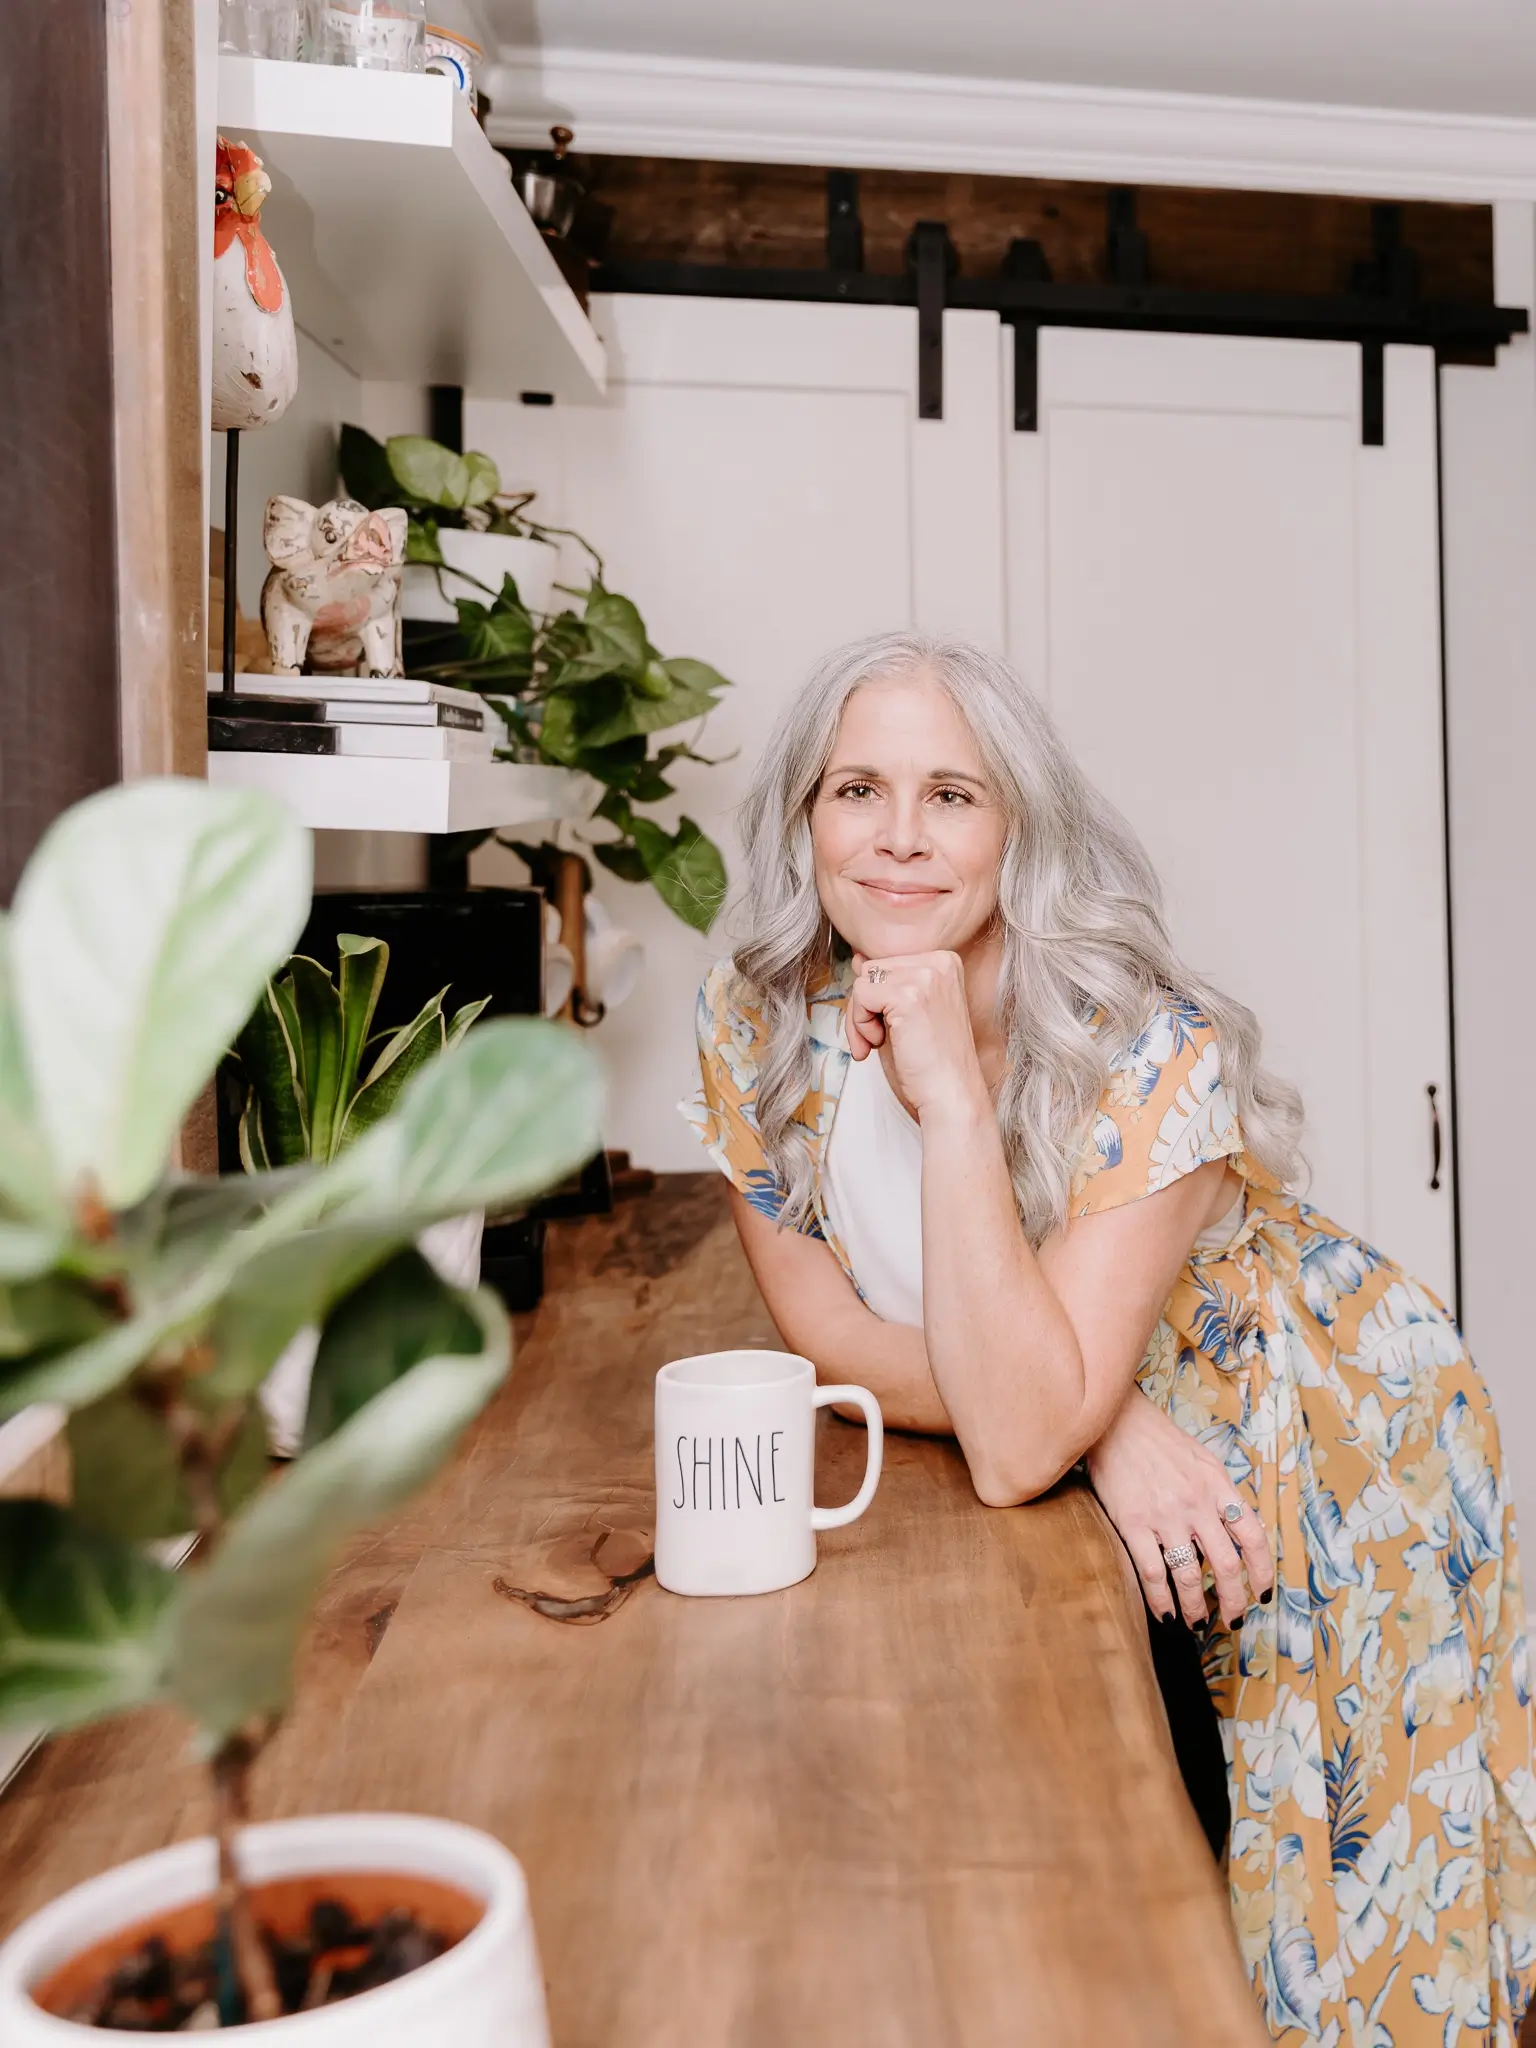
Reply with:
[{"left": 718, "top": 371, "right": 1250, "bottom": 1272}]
[{"left": 106, "top": 0, "right": 208, "bottom": 781}]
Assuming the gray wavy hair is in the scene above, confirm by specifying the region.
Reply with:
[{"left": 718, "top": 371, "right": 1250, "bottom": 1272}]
[{"left": 730, "top": 630, "right": 1305, "bottom": 1246}]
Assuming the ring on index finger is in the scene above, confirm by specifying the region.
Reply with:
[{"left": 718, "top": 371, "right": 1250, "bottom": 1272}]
[{"left": 867, "top": 965, "right": 885, "bottom": 984}]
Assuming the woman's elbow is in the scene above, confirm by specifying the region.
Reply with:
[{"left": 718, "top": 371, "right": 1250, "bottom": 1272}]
[{"left": 965, "top": 1443, "right": 1080, "bottom": 1509}]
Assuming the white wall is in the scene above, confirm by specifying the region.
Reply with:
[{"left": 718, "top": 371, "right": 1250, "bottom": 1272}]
[{"left": 1440, "top": 200, "right": 1536, "bottom": 1573}]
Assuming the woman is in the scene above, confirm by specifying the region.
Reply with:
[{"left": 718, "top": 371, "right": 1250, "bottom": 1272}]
[{"left": 681, "top": 631, "right": 1536, "bottom": 2045}]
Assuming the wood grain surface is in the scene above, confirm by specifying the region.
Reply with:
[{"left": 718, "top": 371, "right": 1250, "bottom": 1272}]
[{"left": 0, "top": 1176, "right": 1265, "bottom": 2046}]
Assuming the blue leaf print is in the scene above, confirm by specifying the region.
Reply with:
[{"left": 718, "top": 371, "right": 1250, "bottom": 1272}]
[
  {"left": 1298, "top": 1435, "right": 1361, "bottom": 1596},
  {"left": 1327, "top": 1735, "right": 1371, "bottom": 1876},
  {"left": 1269, "top": 1920, "right": 1330, "bottom": 2033},
  {"left": 1299, "top": 1228, "right": 1384, "bottom": 1328},
  {"left": 1198, "top": 1417, "right": 1254, "bottom": 1491},
  {"left": 1437, "top": 1391, "right": 1502, "bottom": 1568},
  {"left": 1441, "top": 1811, "right": 1476, "bottom": 1851},
  {"left": 739, "top": 1166, "right": 790, "bottom": 1224},
  {"left": 1159, "top": 992, "right": 1210, "bottom": 1054},
  {"left": 1187, "top": 1270, "right": 1258, "bottom": 1370},
  {"left": 1276, "top": 1580, "right": 1318, "bottom": 1677},
  {"left": 1089, "top": 1110, "right": 1123, "bottom": 1170},
  {"left": 1402, "top": 1625, "right": 1473, "bottom": 1736}
]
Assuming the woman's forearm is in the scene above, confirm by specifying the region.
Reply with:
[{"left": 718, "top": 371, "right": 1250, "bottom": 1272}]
[
  {"left": 780, "top": 1293, "right": 952, "bottom": 1434},
  {"left": 918, "top": 1092, "right": 1087, "bottom": 1502}
]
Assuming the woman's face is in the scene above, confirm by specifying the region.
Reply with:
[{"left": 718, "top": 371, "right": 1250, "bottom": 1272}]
[{"left": 810, "top": 674, "right": 1007, "bottom": 960}]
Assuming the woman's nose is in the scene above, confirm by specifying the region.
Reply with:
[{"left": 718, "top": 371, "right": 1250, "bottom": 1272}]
[{"left": 874, "top": 800, "right": 930, "bottom": 859}]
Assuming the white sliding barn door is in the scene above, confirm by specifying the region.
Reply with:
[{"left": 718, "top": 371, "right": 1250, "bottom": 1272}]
[
  {"left": 1006, "top": 329, "right": 1454, "bottom": 1301},
  {"left": 467, "top": 297, "right": 1006, "bottom": 1173}
]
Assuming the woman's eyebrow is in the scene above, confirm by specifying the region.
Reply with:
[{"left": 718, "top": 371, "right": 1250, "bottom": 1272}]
[{"left": 824, "top": 763, "right": 986, "bottom": 786}]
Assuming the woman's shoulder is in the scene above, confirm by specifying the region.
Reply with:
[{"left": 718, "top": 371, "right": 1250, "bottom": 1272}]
[{"left": 1071, "top": 993, "right": 1239, "bottom": 1213}]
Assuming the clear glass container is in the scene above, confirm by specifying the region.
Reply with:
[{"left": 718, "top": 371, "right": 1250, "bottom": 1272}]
[
  {"left": 313, "top": 0, "right": 426, "bottom": 71},
  {"left": 219, "top": 0, "right": 303, "bottom": 60}
]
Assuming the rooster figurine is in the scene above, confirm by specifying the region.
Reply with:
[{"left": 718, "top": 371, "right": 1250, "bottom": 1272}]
[{"left": 212, "top": 137, "right": 298, "bottom": 431}]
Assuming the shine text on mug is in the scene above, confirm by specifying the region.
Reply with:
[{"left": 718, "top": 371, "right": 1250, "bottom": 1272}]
[{"left": 671, "top": 1432, "right": 788, "bottom": 1512}]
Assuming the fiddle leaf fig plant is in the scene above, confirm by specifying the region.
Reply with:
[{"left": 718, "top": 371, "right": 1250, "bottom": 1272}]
[
  {"left": 339, "top": 423, "right": 733, "bottom": 934},
  {"left": 0, "top": 778, "right": 602, "bottom": 2024}
]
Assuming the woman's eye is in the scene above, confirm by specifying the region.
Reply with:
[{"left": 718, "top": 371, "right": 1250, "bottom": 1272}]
[
  {"left": 837, "top": 781, "right": 876, "bottom": 800},
  {"left": 932, "top": 786, "right": 972, "bottom": 806}
]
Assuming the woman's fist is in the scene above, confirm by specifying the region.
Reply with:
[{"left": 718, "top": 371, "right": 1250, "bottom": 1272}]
[{"left": 849, "top": 951, "right": 988, "bottom": 1121}]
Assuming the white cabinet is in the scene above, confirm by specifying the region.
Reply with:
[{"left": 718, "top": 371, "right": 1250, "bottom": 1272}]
[
  {"left": 470, "top": 298, "right": 1454, "bottom": 1303},
  {"left": 1008, "top": 327, "right": 1453, "bottom": 1302}
]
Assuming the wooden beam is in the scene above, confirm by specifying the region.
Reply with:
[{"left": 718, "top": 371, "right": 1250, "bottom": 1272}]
[{"left": 106, "top": 0, "right": 208, "bottom": 783}]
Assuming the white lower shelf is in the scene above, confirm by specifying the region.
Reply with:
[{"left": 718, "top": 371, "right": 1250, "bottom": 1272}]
[{"left": 207, "top": 753, "right": 600, "bottom": 834}]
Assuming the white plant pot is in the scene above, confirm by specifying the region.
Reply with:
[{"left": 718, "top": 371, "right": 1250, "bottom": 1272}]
[
  {"left": 259, "top": 1214, "right": 485, "bottom": 1458},
  {"left": 400, "top": 533, "right": 559, "bottom": 625},
  {"left": 0, "top": 1813, "right": 550, "bottom": 2046}
]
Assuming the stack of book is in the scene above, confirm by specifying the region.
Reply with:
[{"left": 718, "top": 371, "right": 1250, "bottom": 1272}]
[{"left": 206, "top": 676, "right": 499, "bottom": 760}]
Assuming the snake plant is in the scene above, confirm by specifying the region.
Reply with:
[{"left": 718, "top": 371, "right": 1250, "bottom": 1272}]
[{"left": 233, "top": 933, "right": 489, "bottom": 1169}]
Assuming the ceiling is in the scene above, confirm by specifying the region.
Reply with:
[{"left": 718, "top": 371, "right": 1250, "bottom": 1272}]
[{"left": 484, "top": 0, "right": 1536, "bottom": 122}]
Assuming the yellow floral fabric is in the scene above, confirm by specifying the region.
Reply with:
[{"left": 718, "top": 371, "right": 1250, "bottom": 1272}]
[{"left": 684, "top": 961, "right": 1536, "bottom": 2046}]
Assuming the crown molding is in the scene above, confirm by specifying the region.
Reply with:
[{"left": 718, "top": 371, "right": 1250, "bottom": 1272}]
[{"left": 484, "top": 45, "right": 1536, "bottom": 203}]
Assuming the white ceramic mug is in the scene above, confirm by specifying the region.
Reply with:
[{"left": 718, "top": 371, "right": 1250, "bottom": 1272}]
[{"left": 654, "top": 1350, "right": 883, "bottom": 1597}]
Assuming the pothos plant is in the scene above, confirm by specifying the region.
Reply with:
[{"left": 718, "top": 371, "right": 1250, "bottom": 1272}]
[
  {"left": 340, "top": 424, "right": 731, "bottom": 934},
  {"left": 0, "top": 779, "right": 601, "bottom": 2023}
]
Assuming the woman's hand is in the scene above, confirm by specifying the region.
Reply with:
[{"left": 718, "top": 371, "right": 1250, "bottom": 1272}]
[
  {"left": 1084, "top": 1387, "right": 1273, "bottom": 1628},
  {"left": 849, "top": 951, "right": 988, "bottom": 1120}
]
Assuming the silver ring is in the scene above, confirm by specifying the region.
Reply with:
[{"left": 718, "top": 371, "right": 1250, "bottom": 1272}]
[
  {"left": 866, "top": 965, "right": 885, "bottom": 984},
  {"left": 1162, "top": 1542, "right": 1199, "bottom": 1571},
  {"left": 1221, "top": 1500, "right": 1245, "bottom": 1526}
]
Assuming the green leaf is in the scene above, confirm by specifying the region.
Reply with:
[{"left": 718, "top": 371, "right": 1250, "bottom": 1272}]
[
  {"left": 304, "top": 1248, "right": 481, "bottom": 1447},
  {"left": 343, "top": 1018, "right": 604, "bottom": 1222},
  {"left": 658, "top": 656, "right": 733, "bottom": 699},
  {"left": 445, "top": 995, "right": 490, "bottom": 1050},
  {"left": 11, "top": 780, "right": 311, "bottom": 1211},
  {"left": 457, "top": 599, "right": 534, "bottom": 672},
  {"left": 632, "top": 816, "right": 729, "bottom": 933},
  {"left": 592, "top": 841, "right": 650, "bottom": 886},
  {"left": 461, "top": 450, "right": 501, "bottom": 507},
  {"left": 166, "top": 1286, "right": 509, "bottom": 1741},
  {"left": 67, "top": 1390, "right": 269, "bottom": 1544},
  {"left": 535, "top": 691, "right": 583, "bottom": 766},
  {"left": 335, "top": 935, "right": 388, "bottom": 1119},
  {"left": 388, "top": 435, "right": 470, "bottom": 511},
  {"left": 0, "top": 1274, "right": 113, "bottom": 1361},
  {"left": 285, "top": 958, "right": 346, "bottom": 1165},
  {"left": 337, "top": 423, "right": 397, "bottom": 511},
  {"left": 581, "top": 589, "right": 649, "bottom": 682},
  {"left": 594, "top": 788, "right": 636, "bottom": 834},
  {"left": 0, "top": 1500, "right": 174, "bottom": 1734},
  {"left": 405, "top": 517, "right": 444, "bottom": 565},
  {"left": 339, "top": 991, "right": 447, "bottom": 1148},
  {"left": 0, "top": 1221, "right": 68, "bottom": 1282},
  {"left": 234, "top": 985, "right": 309, "bottom": 1170},
  {"left": 577, "top": 669, "right": 722, "bottom": 750},
  {"left": 0, "top": 917, "right": 60, "bottom": 1223}
]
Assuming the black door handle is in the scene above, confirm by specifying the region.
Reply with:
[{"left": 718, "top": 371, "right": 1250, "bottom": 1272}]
[{"left": 1427, "top": 1082, "right": 1443, "bottom": 1192}]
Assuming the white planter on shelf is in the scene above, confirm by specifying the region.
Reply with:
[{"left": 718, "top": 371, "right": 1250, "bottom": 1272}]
[
  {"left": 260, "top": 1212, "right": 485, "bottom": 1457},
  {"left": 0, "top": 1813, "right": 551, "bottom": 2046},
  {"left": 401, "top": 532, "right": 560, "bottom": 625}
]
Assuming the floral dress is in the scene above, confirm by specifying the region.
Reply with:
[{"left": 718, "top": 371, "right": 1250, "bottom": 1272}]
[{"left": 682, "top": 956, "right": 1536, "bottom": 2047}]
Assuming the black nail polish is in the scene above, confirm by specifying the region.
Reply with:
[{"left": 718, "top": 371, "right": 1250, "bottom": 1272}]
[{"left": 1260, "top": 1587, "right": 1273, "bottom": 1605}]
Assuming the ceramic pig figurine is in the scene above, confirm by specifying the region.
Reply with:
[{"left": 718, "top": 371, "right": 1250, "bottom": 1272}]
[{"left": 260, "top": 496, "right": 408, "bottom": 678}]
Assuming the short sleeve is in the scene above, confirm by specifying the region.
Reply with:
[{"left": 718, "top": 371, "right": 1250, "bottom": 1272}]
[
  {"left": 678, "top": 961, "right": 804, "bottom": 1227},
  {"left": 1069, "top": 999, "right": 1246, "bottom": 1219}
]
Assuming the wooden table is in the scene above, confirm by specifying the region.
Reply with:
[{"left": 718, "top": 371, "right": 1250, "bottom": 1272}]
[{"left": 0, "top": 1176, "right": 1265, "bottom": 2046}]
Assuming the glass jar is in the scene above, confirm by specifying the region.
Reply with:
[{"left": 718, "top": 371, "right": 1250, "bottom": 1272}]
[
  {"left": 314, "top": 0, "right": 425, "bottom": 71},
  {"left": 219, "top": 0, "right": 303, "bottom": 60}
]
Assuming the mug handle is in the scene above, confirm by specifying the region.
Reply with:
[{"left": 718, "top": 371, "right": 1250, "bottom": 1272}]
[{"left": 809, "top": 1386, "right": 884, "bottom": 1531}]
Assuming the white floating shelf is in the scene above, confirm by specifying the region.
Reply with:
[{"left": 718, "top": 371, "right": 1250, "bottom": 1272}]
[
  {"left": 217, "top": 56, "right": 607, "bottom": 401},
  {"left": 208, "top": 752, "right": 601, "bottom": 834}
]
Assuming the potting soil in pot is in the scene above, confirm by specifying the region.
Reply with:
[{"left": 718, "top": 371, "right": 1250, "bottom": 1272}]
[{"left": 34, "top": 1873, "right": 482, "bottom": 2030}]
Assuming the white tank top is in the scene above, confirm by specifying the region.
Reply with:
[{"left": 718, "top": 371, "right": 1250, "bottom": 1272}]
[
  {"left": 821, "top": 1055, "right": 1246, "bottom": 1329},
  {"left": 822, "top": 1050, "right": 925, "bottom": 1327}
]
